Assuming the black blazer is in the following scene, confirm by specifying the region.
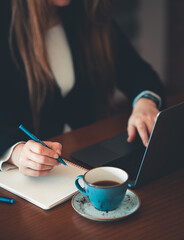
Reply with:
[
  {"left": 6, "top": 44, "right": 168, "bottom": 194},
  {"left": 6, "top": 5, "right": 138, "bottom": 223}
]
[{"left": 0, "top": 2, "right": 165, "bottom": 157}]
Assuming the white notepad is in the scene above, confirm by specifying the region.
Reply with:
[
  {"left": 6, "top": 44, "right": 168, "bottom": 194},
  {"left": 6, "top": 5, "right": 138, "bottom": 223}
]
[{"left": 0, "top": 160, "right": 87, "bottom": 210}]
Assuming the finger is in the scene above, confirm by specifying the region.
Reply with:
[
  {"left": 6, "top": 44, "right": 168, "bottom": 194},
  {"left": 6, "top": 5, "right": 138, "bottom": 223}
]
[
  {"left": 20, "top": 166, "right": 52, "bottom": 177},
  {"left": 147, "top": 120, "right": 155, "bottom": 135},
  {"left": 24, "top": 148, "right": 59, "bottom": 166},
  {"left": 24, "top": 158, "right": 54, "bottom": 171},
  {"left": 44, "top": 141, "right": 62, "bottom": 156},
  {"left": 27, "top": 140, "right": 59, "bottom": 159},
  {"left": 136, "top": 119, "right": 149, "bottom": 147},
  {"left": 145, "top": 115, "right": 156, "bottom": 135},
  {"left": 127, "top": 125, "right": 136, "bottom": 142}
]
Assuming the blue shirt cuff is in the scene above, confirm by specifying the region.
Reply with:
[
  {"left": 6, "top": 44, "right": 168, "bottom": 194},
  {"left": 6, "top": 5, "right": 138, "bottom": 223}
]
[{"left": 132, "top": 90, "right": 162, "bottom": 109}]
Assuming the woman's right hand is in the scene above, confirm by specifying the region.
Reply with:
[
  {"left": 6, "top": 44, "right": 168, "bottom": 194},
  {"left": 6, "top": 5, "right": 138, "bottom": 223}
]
[{"left": 9, "top": 140, "right": 62, "bottom": 177}]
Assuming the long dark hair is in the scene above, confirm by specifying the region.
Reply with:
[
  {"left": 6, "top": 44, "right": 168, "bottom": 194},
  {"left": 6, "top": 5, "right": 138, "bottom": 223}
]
[{"left": 10, "top": 0, "right": 116, "bottom": 133}]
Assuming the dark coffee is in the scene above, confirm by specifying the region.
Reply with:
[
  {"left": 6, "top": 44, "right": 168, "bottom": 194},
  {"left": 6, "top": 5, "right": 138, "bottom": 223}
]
[{"left": 93, "top": 180, "right": 120, "bottom": 187}]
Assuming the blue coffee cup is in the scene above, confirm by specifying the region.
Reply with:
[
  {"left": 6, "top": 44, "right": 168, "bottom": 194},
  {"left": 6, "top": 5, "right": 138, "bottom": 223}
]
[{"left": 75, "top": 166, "right": 129, "bottom": 211}]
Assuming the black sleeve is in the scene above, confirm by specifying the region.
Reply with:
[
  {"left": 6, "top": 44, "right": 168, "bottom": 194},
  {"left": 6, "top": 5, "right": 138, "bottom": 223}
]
[
  {"left": 0, "top": 68, "right": 31, "bottom": 157},
  {"left": 112, "top": 22, "right": 166, "bottom": 108},
  {"left": 0, "top": 1, "right": 34, "bottom": 157},
  {"left": 0, "top": 114, "right": 29, "bottom": 157}
]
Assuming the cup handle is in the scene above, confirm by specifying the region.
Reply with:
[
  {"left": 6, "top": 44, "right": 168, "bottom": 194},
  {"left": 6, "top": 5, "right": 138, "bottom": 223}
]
[{"left": 75, "top": 175, "right": 88, "bottom": 196}]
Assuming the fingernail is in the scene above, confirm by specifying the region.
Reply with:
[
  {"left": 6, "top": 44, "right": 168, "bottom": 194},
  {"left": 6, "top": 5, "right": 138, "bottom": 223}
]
[
  {"left": 56, "top": 148, "right": 61, "bottom": 155},
  {"left": 54, "top": 154, "right": 59, "bottom": 159},
  {"left": 58, "top": 151, "right": 62, "bottom": 156}
]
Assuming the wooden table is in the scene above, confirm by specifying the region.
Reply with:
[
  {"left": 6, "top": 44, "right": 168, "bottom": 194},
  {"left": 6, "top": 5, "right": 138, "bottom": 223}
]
[{"left": 0, "top": 94, "right": 184, "bottom": 240}]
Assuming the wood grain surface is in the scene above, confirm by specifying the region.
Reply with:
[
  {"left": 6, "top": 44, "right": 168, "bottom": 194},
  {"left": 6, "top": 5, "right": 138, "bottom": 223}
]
[{"left": 0, "top": 94, "right": 184, "bottom": 240}]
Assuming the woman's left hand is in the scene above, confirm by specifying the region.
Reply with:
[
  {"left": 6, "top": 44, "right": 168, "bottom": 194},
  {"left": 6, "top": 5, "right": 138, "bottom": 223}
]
[{"left": 127, "top": 98, "right": 159, "bottom": 147}]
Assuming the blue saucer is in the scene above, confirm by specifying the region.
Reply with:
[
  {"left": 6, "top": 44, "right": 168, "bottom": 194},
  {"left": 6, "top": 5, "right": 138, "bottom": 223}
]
[{"left": 71, "top": 189, "right": 141, "bottom": 221}]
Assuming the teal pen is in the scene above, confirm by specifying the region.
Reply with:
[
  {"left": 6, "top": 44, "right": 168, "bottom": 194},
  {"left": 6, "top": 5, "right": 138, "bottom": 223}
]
[
  {"left": 0, "top": 196, "right": 14, "bottom": 204},
  {"left": 19, "top": 124, "right": 67, "bottom": 166}
]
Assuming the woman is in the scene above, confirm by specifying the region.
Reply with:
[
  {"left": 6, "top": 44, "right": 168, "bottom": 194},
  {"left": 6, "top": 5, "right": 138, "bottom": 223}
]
[{"left": 0, "top": 0, "right": 165, "bottom": 176}]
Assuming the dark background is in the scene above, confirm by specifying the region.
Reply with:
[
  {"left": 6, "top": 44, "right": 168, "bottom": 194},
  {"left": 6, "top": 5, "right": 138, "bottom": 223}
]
[{"left": 114, "top": 0, "right": 184, "bottom": 97}]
